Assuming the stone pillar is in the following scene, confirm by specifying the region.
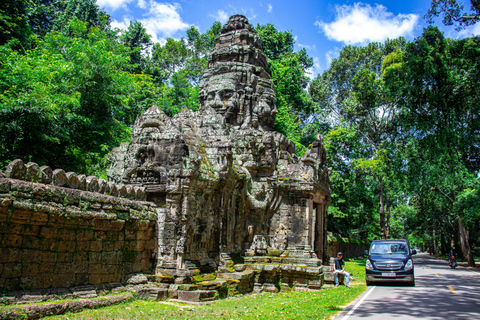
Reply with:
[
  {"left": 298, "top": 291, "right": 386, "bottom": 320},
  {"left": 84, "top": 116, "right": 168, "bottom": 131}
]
[{"left": 322, "top": 202, "right": 330, "bottom": 265}]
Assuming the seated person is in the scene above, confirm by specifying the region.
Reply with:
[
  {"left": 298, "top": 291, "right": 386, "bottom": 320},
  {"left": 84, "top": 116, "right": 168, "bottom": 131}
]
[{"left": 333, "top": 252, "right": 351, "bottom": 288}]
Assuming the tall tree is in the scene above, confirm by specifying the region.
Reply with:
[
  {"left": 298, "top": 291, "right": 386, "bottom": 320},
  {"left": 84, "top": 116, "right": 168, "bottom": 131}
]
[
  {"left": 383, "top": 26, "right": 480, "bottom": 266},
  {"left": 309, "top": 39, "right": 406, "bottom": 239},
  {"left": 121, "top": 20, "right": 152, "bottom": 73},
  {"left": 426, "top": 0, "right": 480, "bottom": 30}
]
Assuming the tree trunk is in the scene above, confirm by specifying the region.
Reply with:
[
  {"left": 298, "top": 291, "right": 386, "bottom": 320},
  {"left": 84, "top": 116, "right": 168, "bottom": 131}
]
[
  {"left": 386, "top": 194, "right": 391, "bottom": 239},
  {"left": 433, "top": 229, "right": 438, "bottom": 255},
  {"left": 379, "top": 178, "right": 386, "bottom": 239},
  {"left": 440, "top": 230, "right": 448, "bottom": 256},
  {"left": 458, "top": 216, "right": 475, "bottom": 267}
]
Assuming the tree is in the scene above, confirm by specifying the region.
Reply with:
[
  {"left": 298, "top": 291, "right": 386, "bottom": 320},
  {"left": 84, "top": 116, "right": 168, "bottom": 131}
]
[
  {"left": 121, "top": 21, "right": 152, "bottom": 73},
  {"left": 426, "top": 0, "right": 480, "bottom": 30},
  {"left": 26, "top": 0, "right": 111, "bottom": 38},
  {"left": 255, "top": 23, "right": 315, "bottom": 154},
  {"left": 383, "top": 26, "right": 480, "bottom": 266},
  {"left": 0, "top": 0, "right": 32, "bottom": 48},
  {"left": 309, "top": 39, "right": 406, "bottom": 239},
  {"left": 0, "top": 18, "right": 151, "bottom": 174}
]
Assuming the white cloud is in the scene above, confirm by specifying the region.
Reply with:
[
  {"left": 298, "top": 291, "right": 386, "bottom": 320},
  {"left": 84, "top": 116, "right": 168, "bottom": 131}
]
[
  {"left": 140, "top": 2, "right": 190, "bottom": 43},
  {"left": 209, "top": 9, "right": 229, "bottom": 23},
  {"left": 97, "top": 0, "right": 133, "bottom": 10},
  {"left": 137, "top": 0, "right": 147, "bottom": 9},
  {"left": 267, "top": 4, "right": 273, "bottom": 13},
  {"left": 456, "top": 23, "right": 480, "bottom": 38},
  {"left": 111, "top": 17, "right": 130, "bottom": 30},
  {"left": 110, "top": 2, "right": 190, "bottom": 44},
  {"left": 315, "top": 3, "right": 419, "bottom": 45}
]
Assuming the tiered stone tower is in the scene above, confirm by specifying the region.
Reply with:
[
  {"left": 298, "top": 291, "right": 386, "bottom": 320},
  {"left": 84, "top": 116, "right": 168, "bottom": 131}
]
[{"left": 107, "top": 15, "right": 331, "bottom": 291}]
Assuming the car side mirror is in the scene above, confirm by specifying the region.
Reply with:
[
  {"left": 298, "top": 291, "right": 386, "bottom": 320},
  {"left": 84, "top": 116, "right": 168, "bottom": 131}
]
[
  {"left": 364, "top": 250, "right": 369, "bottom": 255},
  {"left": 411, "top": 249, "right": 417, "bottom": 255}
]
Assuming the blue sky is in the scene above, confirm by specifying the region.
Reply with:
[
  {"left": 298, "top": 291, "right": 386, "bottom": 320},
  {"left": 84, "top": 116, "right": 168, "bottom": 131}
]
[{"left": 97, "top": 0, "right": 480, "bottom": 76}]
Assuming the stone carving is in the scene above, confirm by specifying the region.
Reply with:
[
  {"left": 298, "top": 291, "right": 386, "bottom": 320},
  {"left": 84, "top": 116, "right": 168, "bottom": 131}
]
[
  {"left": 107, "top": 15, "right": 331, "bottom": 285},
  {"left": 1, "top": 159, "right": 146, "bottom": 202}
]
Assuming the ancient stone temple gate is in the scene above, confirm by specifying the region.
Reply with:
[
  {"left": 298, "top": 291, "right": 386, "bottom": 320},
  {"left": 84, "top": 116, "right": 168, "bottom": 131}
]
[
  {"left": 0, "top": 15, "right": 330, "bottom": 297},
  {"left": 108, "top": 14, "right": 331, "bottom": 290}
]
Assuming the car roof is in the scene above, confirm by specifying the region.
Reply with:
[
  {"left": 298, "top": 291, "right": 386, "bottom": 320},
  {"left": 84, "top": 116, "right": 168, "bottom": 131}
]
[{"left": 371, "top": 239, "right": 407, "bottom": 243}]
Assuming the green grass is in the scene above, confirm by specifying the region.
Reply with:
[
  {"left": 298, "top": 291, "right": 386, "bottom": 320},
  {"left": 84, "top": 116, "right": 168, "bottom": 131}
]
[{"left": 40, "top": 258, "right": 368, "bottom": 320}]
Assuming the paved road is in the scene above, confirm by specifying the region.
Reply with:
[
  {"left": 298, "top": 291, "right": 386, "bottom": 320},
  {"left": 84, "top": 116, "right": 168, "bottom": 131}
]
[{"left": 335, "top": 253, "right": 480, "bottom": 319}]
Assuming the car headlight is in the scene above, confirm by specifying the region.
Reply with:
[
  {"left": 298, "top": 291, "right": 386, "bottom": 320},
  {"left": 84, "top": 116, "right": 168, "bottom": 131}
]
[
  {"left": 366, "top": 259, "right": 373, "bottom": 270},
  {"left": 404, "top": 259, "right": 413, "bottom": 270}
]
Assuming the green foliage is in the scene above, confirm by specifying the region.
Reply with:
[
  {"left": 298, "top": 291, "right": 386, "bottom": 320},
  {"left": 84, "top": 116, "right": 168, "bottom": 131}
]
[
  {"left": 255, "top": 23, "right": 315, "bottom": 156},
  {"left": 309, "top": 38, "right": 407, "bottom": 240},
  {"left": 0, "top": 0, "right": 32, "bottom": 48},
  {"left": 0, "top": 18, "right": 151, "bottom": 174},
  {"left": 43, "top": 286, "right": 366, "bottom": 319},
  {"left": 425, "top": 0, "right": 480, "bottom": 30},
  {"left": 27, "top": 0, "right": 111, "bottom": 38},
  {"left": 383, "top": 26, "right": 480, "bottom": 262},
  {"left": 120, "top": 21, "right": 152, "bottom": 73}
]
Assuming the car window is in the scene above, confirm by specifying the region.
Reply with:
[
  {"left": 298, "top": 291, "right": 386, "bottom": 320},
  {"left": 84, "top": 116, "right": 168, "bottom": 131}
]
[{"left": 370, "top": 242, "right": 408, "bottom": 254}]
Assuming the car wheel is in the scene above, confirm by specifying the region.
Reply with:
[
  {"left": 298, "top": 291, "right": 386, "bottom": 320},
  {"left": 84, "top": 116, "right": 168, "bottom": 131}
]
[
  {"left": 366, "top": 280, "right": 374, "bottom": 286},
  {"left": 409, "top": 279, "right": 415, "bottom": 286}
]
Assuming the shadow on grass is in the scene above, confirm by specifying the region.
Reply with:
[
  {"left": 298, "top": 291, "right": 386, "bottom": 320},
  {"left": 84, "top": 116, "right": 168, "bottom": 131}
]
[{"left": 328, "top": 306, "right": 344, "bottom": 311}]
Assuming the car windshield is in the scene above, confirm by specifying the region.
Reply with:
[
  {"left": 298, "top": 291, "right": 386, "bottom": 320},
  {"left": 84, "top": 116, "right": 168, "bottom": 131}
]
[{"left": 370, "top": 242, "right": 408, "bottom": 254}]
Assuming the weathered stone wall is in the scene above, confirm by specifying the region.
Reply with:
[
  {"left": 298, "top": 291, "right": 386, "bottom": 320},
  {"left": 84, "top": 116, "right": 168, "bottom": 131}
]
[
  {"left": 328, "top": 238, "right": 369, "bottom": 258},
  {"left": 0, "top": 163, "right": 157, "bottom": 291}
]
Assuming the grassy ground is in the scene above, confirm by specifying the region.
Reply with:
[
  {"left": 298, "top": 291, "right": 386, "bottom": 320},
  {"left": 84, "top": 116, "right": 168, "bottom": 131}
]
[{"left": 43, "top": 258, "right": 367, "bottom": 320}]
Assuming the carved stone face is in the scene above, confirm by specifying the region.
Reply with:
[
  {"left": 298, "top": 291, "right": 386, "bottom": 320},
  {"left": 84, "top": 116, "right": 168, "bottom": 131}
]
[
  {"left": 256, "top": 89, "right": 277, "bottom": 130},
  {"left": 204, "top": 74, "right": 239, "bottom": 122}
]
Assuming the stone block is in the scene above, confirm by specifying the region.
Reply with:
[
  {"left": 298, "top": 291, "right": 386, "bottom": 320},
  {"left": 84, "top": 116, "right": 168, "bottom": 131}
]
[
  {"left": 76, "top": 229, "right": 94, "bottom": 241},
  {"left": 52, "top": 169, "right": 68, "bottom": 187},
  {"left": 38, "top": 262, "right": 54, "bottom": 273},
  {"left": 117, "top": 184, "right": 127, "bottom": 197},
  {"left": 41, "top": 251, "right": 57, "bottom": 262},
  {"left": 23, "top": 225, "right": 40, "bottom": 236},
  {"left": 98, "top": 179, "right": 107, "bottom": 193},
  {"left": 86, "top": 176, "right": 99, "bottom": 192},
  {"left": 5, "top": 159, "right": 26, "bottom": 180},
  {"left": 4, "top": 233, "right": 23, "bottom": 247},
  {"left": 77, "top": 175, "right": 86, "bottom": 190},
  {"left": 57, "top": 252, "right": 74, "bottom": 262},
  {"left": 57, "top": 229, "right": 76, "bottom": 241},
  {"left": 70, "top": 285, "right": 98, "bottom": 298},
  {"left": 107, "top": 182, "right": 118, "bottom": 197},
  {"left": 124, "top": 273, "right": 148, "bottom": 285},
  {"left": 89, "top": 274, "right": 103, "bottom": 285},
  {"left": 137, "top": 288, "right": 169, "bottom": 301},
  {"left": 36, "top": 273, "right": 53, "bottom": 288},
  {"left": 177, "top": 290, "right": 217, "bottom": 302},
  {"left": 0, "top": 248, "right": 21, "bottom": 263},
  {"left": 40, "top": 227, "right": 58, "bottom": 239},
  {"left": 75, "top": 240, "right": 89, "bottom": 251},
  {"left": 89, "top": 240, "right": 102, "bottom": 252},
  {"left": 30, "top": 212, "right": 48, "bottom": 225},
  {"left": 66, "top": 172, "right": 79, "bottom": 189},
  {"left": 25, "top": 162, "right": 40, "bottom": 182}
]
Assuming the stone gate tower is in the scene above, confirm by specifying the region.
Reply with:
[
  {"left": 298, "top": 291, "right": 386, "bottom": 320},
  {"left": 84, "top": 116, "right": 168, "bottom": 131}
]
[{"left": 107, "top": 15, "right": 331, "bottom": 288}]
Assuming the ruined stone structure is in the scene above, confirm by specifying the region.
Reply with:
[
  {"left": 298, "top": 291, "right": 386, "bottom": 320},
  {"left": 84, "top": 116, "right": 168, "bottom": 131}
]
[
  {"left": 108, "top": 15, "right": 331, "bottom": 291},
  {"left": 0, "top": 15, "right": 331, "bottom": 298},
  {"left": 0, "top": 159, "right": 156, "bottom": 291}
]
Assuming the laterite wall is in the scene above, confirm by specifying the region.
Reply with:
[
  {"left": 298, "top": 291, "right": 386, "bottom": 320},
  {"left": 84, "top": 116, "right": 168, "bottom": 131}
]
[{"left": 0, "top": 178, "right": 157, "bottom": 291}]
